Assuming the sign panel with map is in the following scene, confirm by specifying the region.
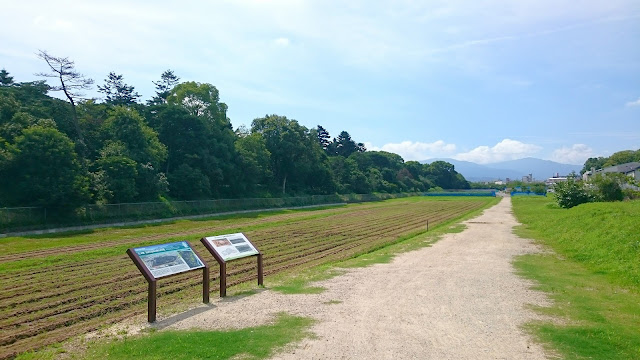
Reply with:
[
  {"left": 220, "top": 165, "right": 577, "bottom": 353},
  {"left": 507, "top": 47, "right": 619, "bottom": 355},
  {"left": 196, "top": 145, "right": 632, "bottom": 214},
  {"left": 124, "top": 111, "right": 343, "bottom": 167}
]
[
  {"left": 203, "top": 233, "right": 260, "bottom": 261},
  {"left": 132, "top": 241, "right": 205, "bottom": 279},
  {"left": 127, "top": 241, "right": 210, "bottom": 322}
]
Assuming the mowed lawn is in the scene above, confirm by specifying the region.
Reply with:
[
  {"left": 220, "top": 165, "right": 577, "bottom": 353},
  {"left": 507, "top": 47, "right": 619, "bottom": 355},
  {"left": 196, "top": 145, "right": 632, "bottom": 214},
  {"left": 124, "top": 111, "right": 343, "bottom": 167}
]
[
  {"left": 512, "top": 197, "right": 640, "bottom": 359},
  {"left": 0, "top": 196, "right": 496, "bottom": 359}
]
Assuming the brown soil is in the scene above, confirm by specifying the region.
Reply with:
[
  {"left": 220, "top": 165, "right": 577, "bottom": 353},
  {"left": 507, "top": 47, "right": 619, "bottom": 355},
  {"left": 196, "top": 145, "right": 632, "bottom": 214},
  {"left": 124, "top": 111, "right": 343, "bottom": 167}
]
[{"left": 165, "top": 197, "right": 551, "bottom": 359}]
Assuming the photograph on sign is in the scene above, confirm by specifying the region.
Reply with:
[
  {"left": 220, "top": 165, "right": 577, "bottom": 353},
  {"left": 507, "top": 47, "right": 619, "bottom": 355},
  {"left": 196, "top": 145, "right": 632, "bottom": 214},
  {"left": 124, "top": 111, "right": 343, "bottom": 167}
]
[
  {"left": 133, "top": 241, "right": 204, "bottom": 278},
  {"left": 204, "top": 233, "right": 259, "bottom": 261}
]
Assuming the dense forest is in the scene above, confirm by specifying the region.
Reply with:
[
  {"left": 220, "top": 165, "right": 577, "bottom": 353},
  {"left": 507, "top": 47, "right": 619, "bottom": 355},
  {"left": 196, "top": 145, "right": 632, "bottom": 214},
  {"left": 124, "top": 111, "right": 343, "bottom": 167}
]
[{"left": 0, "top": 55, "right": 469, "bottom": 210}]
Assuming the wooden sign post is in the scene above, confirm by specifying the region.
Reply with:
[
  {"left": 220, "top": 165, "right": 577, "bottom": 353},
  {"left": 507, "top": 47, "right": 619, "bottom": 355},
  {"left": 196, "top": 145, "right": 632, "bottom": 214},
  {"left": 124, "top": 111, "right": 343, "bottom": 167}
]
[
  {"left": 201, "top": 233, "right": 263, "bottom": 297},
  {"left": 127, "top": 241, "right": 209, "bottom": 323}
]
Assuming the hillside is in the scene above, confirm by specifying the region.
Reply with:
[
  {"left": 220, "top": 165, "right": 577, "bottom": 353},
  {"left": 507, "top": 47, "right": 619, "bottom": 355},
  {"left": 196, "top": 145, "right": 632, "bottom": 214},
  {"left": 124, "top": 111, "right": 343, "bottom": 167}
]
[{"left": 424, "top": 158, "right": 582, "bottom": 182}]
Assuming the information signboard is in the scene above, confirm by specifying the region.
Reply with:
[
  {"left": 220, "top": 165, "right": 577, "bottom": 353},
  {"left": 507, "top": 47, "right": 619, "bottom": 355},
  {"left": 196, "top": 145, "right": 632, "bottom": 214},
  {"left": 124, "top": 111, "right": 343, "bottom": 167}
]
[
  {"left": 201, "top": 233, "right": 263, "bottom": 297},
  {"left": 133, "top": 241, "right": 205, "bottom": 279},
  {"left": 127, "top": 241, "right": 209, "bottom": 323},
  {"left": 202, "top": 233, "right": 259, "bottom": 261}
]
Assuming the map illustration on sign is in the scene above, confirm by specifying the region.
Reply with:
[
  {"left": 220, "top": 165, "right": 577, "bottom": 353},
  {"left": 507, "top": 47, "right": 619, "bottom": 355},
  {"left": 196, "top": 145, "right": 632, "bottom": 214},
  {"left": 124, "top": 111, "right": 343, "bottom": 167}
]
[
  {"left": 133, "top": 241, "right": 204, "bottom": 278},
  {"left": 204, "top": 233, "right": 259, "bottom": 261}
]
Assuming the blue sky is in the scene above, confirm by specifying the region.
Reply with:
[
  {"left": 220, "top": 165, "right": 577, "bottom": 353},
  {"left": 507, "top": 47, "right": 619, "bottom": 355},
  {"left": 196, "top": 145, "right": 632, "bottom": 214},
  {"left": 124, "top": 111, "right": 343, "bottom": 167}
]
[{"left": 2, "top": 0, "right": 639, "bottom": 165}]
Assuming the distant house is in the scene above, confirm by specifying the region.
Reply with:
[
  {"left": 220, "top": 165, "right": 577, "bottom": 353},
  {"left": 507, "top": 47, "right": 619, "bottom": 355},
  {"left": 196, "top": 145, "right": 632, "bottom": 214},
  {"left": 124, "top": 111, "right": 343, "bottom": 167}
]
[
  {"left": 545, "top": 176, "right": 568, "bottom": 187},
  {"left": 583, "top": 162, "right": 640, "bottom": 181}
]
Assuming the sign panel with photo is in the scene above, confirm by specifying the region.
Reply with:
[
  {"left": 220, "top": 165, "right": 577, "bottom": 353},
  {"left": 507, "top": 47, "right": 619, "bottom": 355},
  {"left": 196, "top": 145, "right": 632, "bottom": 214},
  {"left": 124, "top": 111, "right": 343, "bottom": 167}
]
[
  {"left": 133, "top": 241, "right": 205, "bottom": 279},
  {"left": 203, "top": 233, "right": 259, "bottom": 261}
]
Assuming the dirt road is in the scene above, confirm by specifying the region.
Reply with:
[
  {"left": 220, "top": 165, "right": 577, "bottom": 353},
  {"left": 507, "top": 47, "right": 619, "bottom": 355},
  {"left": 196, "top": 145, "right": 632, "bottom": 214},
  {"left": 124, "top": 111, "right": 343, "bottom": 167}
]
[{"left": 168, "top": 197, "right": 550, "bottom": 359}]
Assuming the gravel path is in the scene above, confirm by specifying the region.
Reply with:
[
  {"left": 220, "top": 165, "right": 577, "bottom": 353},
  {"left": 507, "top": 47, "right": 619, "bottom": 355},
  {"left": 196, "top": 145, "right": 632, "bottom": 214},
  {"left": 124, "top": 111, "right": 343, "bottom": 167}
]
[{"left": 167, "top": 197, "right": 550, "bottom": 359}]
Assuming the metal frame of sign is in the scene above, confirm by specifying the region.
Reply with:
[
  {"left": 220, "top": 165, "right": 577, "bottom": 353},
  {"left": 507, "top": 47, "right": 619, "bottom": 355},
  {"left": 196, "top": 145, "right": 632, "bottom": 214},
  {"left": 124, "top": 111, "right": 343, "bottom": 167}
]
[
  {"left": 200, "top": 233, "right": 263, "bottom": 297},
  {"left": 126, "top": 241, "right": 209, "bottom": 323}
]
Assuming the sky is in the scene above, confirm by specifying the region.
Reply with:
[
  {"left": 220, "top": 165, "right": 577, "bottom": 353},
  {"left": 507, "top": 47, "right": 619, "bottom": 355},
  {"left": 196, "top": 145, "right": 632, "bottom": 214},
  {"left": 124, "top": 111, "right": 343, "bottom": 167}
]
[{"left": 1, "top": 0, "right": 639, "bottom": 165}]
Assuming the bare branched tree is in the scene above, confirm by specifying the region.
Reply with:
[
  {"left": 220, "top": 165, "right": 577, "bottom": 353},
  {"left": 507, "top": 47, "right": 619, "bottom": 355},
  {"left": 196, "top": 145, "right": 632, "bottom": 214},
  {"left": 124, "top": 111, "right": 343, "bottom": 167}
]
[{"left": 36, "top": 50, "right": 94, "bottom": 144}]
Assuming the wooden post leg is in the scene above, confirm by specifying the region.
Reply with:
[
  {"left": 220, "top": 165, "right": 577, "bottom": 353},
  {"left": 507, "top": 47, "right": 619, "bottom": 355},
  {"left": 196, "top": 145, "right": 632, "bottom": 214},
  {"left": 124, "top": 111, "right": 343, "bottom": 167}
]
[
  {"left": 257, "top": 254, "right": 264, "bottom": 286},
  {"left": 148, "top": 280, "right": 157, "bottom": 323},
  {"left": 203, "top": 267, "right": 210, "bottom": 304},
  {"left": 220, "top": 262, "right": 227, "bottom": 297}
]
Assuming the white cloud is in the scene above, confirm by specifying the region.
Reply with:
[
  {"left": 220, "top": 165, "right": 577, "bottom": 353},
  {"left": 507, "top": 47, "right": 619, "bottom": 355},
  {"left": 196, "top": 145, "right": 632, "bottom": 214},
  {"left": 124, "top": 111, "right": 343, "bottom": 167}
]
[
  {"left": 454, "top": 139, "right": 542, "bottom": 164},
  {"left": 33, "top": 15, "right": 73, "bottom": 31},
  {"left": 364, "top": 140, "right": 456, "bottom": 161},
  {"left": 626, "top": 97, "right": 640, "bottom": 107},
  {"left": 274, "top": 37, "right": 290, "bottom": 47},
  {"left": 551, "top": 144, "right": 593, "bottom": 164}
]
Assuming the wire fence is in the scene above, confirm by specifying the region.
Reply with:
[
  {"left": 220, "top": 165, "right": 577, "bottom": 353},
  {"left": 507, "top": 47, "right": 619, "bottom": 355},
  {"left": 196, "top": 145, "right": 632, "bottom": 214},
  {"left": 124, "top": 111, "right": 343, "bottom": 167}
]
[
  {"left": 0, "top": 193, "right": 421, "bottom": 233},
  {"left": 510, "top": 191, "right": 547, "bottom": 197},
  {"left": 423, "top": 189, "right": 497, "bottom": 197}
]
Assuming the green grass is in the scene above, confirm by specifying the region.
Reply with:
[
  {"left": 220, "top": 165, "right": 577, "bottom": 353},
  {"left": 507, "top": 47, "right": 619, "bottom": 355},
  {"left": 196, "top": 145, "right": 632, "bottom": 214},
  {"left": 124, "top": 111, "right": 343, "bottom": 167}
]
[
  {"left": 271, "top": 273, "right": 334, "bottom": 295},
  {"left": 323, "top": 300, "right": 342, "bottom": 305},
  {"left": 512, "top": 197, "right": 640, "bottom": 290},
  {"left": 76, "top": 313, "right": 313, "bottom": 360},
  {"left": 512, "top": 197, "right": 640, "bottom": 359}
]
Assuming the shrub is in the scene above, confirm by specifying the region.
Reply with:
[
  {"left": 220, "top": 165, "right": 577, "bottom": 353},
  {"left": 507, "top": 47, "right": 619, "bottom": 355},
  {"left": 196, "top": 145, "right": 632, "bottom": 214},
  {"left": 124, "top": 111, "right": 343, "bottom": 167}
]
[
  {"left": 554, "top": 179, "right": 591, "bottom": 208},
  {"left": 590, "top": 173, "right": 624, "bottom": 202}
]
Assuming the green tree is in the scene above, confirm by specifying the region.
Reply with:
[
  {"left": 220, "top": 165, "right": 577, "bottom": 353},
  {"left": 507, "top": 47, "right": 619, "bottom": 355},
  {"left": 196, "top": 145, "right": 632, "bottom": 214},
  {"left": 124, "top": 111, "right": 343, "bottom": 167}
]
[
  {"left": 235, "top": 132, "right": 272, "bottom": 194},
  {"left": 95, "top": 153, "right": 138, "bottom": 203},
  {"left": 102, "top": 106, "right": 166, "bottom": 167},
  {"left": 168, "top": 164, "right": 211, "bottom": 200},
  {"left": 75, "top": 99, "right": 110, "bottom": 159},
  {"left": 350, "top": 151, "right": 403, "bottom": 173},
  {"left": 327, "top": 131, "right": 365, "bottom": 157},
  {"left": 98, "top": 72, "right": 141, "bottom": 106},
  {"left": 136, "top": 162, "right": 169, "bottom": 201},
  {"left": 152, "top": 105, "right": 208, "bottom": 173},
  {"left": 328, "top": 156, "right": 370, "bottom": 193},
  {"left": 327, "top": 131, "right": 354, "bottom": 157},
  {"left": 581, "top": 156, "right": 607, "bottom": 174},
  {"left": 0, "top": 80, "right": 78, "bottom": 143},
  {"left": 151, "top": 103, "right": 237, "bottom": 197},
  {"left": 166, "top": 81, "right": 226, "bottom": 120},
  {"left": 554, "top": 179, "right": 591, "bottom": 209},
  {"left": 0, "top": 69, "right": 14, "bottom": 86},
  {"left": 101, "top": 107, "right": 167, "bottom": 201},
  {"left": 530, "top": 182, "right": 546, "bottom": 194},
  {"left": 149, "top": 70, "right": 180, "bottom": 105},
  {"left": 36, "top": 50, "right": 93, "bottom": 146},
  {"left": 590, "top": 173, "right": 625, "bottom": 202},
  {"left": 315, "top": 125, "right": 331, "bottom": 150},
  {"left": 603, "top": 150, "right": 640, "bottom": 167},
  {"left": 0, "top": 88, "right": 18, "bottom": 124},
  {"left": 164, "top": 82, "right": 238, "bottom": 196},
  {"left": 251, "top": 114, "right": 332, "bottom": 195},
  {"left": 424, "top": 161, "right": 469, "bottom": 189},
  {"left": 367, "top": 168, "right": 384, "bottom": 191},
  {"left": 0, "top": 112, "right": 38, "bottom": 143},
  {"left": 404, "top": 161, "right": 423, "bottom": 180},
  {"left": 348, "top": 151, "right": 406, "bottom": 192},
  {"left": 0, "top": 125, "right": 89, "bottom": 207}
]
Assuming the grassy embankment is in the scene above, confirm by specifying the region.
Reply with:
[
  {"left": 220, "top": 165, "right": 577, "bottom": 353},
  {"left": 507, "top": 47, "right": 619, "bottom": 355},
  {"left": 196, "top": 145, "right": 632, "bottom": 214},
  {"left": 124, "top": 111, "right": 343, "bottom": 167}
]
[
  {"left": 512, "top": 196, "right": 640, "bottom": 359},
  {"left": 8, "top": 196, "right": 498, "bottom": 360}
]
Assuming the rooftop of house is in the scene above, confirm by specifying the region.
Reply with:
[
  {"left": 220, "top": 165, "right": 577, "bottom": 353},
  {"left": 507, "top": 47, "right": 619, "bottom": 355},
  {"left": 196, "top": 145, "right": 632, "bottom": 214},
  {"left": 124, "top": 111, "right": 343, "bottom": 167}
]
[{"left": 598, "top": 161, "right": 640, "bottom": 174}]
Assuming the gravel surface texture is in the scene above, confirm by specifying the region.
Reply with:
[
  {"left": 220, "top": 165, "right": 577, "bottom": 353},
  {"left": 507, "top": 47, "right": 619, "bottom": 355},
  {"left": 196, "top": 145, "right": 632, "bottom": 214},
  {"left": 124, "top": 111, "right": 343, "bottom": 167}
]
[{"left": 164, "top": 197, "right": 550, "bottom": 359}]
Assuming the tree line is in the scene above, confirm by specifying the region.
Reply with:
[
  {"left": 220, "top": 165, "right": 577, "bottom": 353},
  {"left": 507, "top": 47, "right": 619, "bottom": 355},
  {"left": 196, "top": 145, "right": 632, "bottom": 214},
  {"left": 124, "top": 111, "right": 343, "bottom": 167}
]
[
  {"left": 0, "top": 52, "right": 469, "bottom": 210},
  {"left": 554, "top": 148, "right": 640, "bottom": 208},
  {"left": 581, "top": 149, "right": 640, "bottom": 174}
]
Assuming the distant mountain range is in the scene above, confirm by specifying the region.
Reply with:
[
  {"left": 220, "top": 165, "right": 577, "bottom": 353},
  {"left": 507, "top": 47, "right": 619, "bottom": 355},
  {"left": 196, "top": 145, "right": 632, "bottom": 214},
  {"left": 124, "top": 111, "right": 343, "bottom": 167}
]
[{"left": 422, "top": 157, "right": 582, "bottom": 182}]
